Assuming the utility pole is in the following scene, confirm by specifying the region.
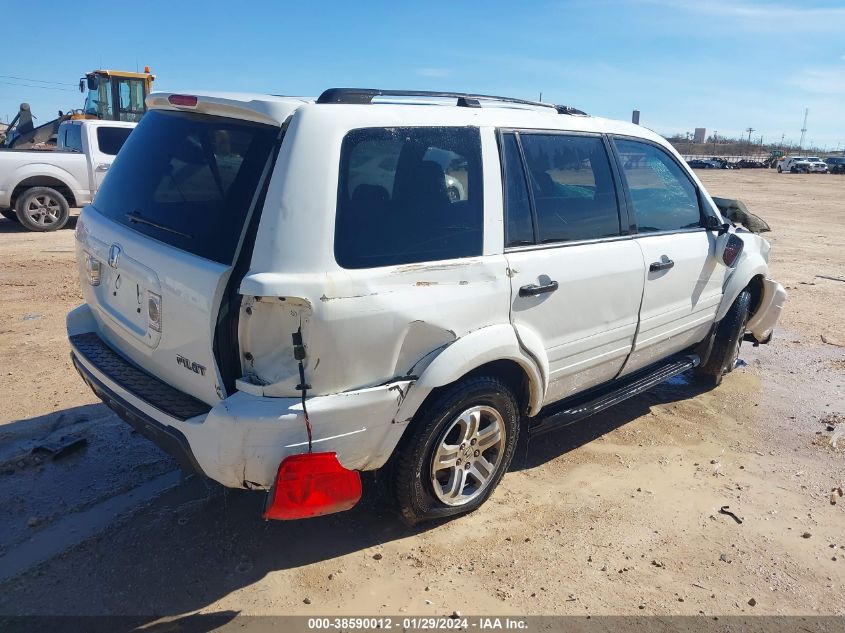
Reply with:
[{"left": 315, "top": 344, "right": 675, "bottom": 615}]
[
  {"left": 799, "top": 108, "right": 808, "bottom": 150},
  {"left": 746, "top": 127, "right": 754, "bottom": 144}
]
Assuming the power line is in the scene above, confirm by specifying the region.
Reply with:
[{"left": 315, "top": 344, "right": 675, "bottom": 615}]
[
  {"left": 0, "top": 80, "right": 77, "bottom": 93},
  {"left": 0, "top": 74, "right": 77, "bottom": 87}
]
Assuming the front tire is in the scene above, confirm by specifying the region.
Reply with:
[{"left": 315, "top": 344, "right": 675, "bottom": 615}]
[
  {"left": 695, "top": 289, "right": 751, "bottom": 387},
  {"left": 390, "top": 376, "right": 520, "bottom": 524},
  {"left": 15, "top": 187, "right": 70, "bottom": 232},
  {"left": 777, "top": 166, "right": 782, "bottom": 173}
]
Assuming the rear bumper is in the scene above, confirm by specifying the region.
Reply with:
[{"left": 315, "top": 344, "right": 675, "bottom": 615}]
[
  {"left": 746, "top": 278, "right": 787, "bottom": 343},
  {"left": 67, "top": 304, "right": 413, "bottom": 489},
  {"left": 71, "top": 353, "right": 206, "bottom": 476}
]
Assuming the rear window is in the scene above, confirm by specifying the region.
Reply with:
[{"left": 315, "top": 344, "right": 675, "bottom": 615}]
[
  {"left": 335, "top": 126, "right": 483, "bottom": 269},
  {"left": 91, "top": 110, "right": 278, "bottom": 265},
  {"left": 96, "top": 126, "right": 133, "bottom": 156},
  {"left": 61, "top": 125, "right": 83, "bottom": 153}
]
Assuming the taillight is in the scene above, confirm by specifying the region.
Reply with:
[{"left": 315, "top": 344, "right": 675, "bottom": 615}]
[
  {"left": 263, "top": 452, "right": 362, "bottom": 521},
  {"left": 168, "top": 94, "right": 198, "bottom": 107},
  {"left": 722, "top": 234, "right": 744, "bottom": 267},
  {"left": 84, "top": 252, "right": 101, "bottom": 286},
  {"left": 147, "top": 291, "right": 162, "bottom": 332}
]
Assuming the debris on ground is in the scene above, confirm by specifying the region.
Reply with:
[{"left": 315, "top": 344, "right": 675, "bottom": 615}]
[
  {"left": 820, "top": 334, "right": 845, "bottom": 347},
  {"left": 719, "top": 506, "right": 743, "bottom": 524},
  {"left": 31, "top": 436, "right": 88, "bottom": 461}
]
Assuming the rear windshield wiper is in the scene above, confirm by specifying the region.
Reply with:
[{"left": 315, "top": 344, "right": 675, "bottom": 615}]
[{"left": 126, "top": 211, "right": 193, "bottom": 239}]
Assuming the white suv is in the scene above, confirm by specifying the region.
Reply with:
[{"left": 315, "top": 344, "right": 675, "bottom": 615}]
[{"left": 67, "top": 89, "right": 786, "bottom": 523}]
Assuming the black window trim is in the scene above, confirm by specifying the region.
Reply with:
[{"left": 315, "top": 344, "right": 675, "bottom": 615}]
[
  {"left": 496, "top": 127, "right": 629, "bottom": 252},
  {"left": 608, "top": 133, "right": 721, "bottom": 238}
]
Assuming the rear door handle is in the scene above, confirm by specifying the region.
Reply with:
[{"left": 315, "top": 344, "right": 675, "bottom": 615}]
[
  {"left": 519, "top": 280, "right": 559, "bottom": 297},
  {"left": 649, "top": 258, "right": 675, "bottom": 272}
]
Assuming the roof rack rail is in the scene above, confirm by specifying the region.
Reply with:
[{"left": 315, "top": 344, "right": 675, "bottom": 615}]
[{"left": 316, "top": 88, "right": 555, "bottom": 110}]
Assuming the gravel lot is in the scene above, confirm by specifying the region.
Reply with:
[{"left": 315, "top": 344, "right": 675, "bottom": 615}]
[{"left": 0, "top": 169, "right": 842, "bottom": 620}]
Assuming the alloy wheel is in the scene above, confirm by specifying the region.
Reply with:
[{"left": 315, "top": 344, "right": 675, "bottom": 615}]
[{"left": 430, "top": 405, "right": 506, "bottom": 506}]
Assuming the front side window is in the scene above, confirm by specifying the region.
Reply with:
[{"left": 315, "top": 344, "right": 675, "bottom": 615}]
[
  {"left": 614, "top": 138, "right": 701, "bottom": 233},
  {"left": 519, "top": 133, "right": 621, "bottom": 242},
  {"left": 335, "top": 127, "right": 483, "bottom": 269}
]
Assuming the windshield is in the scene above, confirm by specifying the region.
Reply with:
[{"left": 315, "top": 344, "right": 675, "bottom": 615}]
[{"left": 90, "top": 110, "right": 278, "bottom": 264}]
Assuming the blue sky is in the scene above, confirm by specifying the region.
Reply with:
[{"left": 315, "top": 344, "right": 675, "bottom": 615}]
[{"left": 2, "top": 0, "right": 843, "bottom": 148}]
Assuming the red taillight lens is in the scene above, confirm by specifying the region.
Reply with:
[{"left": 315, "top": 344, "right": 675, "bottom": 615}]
[
  {"left": 722, "top": 234, "right": 744, "bottom": 267},
  {"left": 263, "top": 452, "right": 362, "bottom": 521},
  {"left": 168, "top": 94, "right": 198, "bottom": 107}
]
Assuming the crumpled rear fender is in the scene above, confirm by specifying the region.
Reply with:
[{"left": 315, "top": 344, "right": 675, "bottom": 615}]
[{"left": 394, "top": 323, "right": 547, "bottom": 425}]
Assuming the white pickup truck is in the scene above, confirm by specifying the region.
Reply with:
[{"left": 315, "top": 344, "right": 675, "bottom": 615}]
[{"left": 0, "top": 119, "right": 135, "bottom": 231}]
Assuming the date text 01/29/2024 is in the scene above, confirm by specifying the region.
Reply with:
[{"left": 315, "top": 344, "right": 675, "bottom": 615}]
[{"left": 307, "top": 617, "right": 529, "bottom": 630}]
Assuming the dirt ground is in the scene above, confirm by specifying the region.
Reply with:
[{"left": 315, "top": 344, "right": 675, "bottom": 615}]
[{"left": 0, "top": 170, "right": 843, "bottom": 621}]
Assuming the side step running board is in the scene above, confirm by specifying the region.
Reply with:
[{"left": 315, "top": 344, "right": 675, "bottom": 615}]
[{"left": 530, "top": 354, "right": 699, "bottom": 436}]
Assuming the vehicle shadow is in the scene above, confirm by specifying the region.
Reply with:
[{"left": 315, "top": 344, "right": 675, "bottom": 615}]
[
  {"left": 0, "top": 214, "right": 78, "bottom": 234},
  {"left": 513, "top": 370, "right": 711, "bottom": 471},
  {"left": 0, "top": 371, "right": 711, "bottom": 620}
]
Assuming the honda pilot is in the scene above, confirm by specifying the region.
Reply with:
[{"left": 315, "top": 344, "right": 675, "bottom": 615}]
[{"left": 68, "top": 89, "right": 786, "bottom": 523}]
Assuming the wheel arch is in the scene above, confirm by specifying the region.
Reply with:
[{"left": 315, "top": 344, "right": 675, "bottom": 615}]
[
  {"left": 12, "top": 176, "right": 77, "bottom": 209},
  {"left": 715, "top": 252, "right": 768, "bottom": 322},
  {"left": 395, "top": 324, "right": 547, "bottom": 432}
]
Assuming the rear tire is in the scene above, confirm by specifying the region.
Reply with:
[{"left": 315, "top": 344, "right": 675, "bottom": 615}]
[
  {"left": 15, "top": 187, "right": 70, "bottom": 232},
  {"left": 0, "top": 208, "right": 19, "bottom": 223},
  {"left": 390, "top": 376, "right": 520, "bottom": 524},
  {"left": 695, "top": 289, "right": 751, "bottom": 387}
]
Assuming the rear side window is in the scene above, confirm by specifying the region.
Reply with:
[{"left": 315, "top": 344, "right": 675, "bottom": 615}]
[
  {"left": 614, "top": 138, "right": 701, "bottom": 233},
  {"left": 335, "top": 127, "right": 483, "bottom": 269},
  {"left": 96, "top": 126, "right": 133, "bottom": 156},
  {"left": 92, "top": 110, "right": 278, "bottom": 265},
  {"left": 519, "top": 134, "right": 621, "bottom": 242},
  {"left": 62, "top": 125, "right": 83, "bottom": 153}
]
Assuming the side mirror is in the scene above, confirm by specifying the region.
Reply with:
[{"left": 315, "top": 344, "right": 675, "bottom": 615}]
[
  {"left": 86, "top": 75, "right": 99, "bottom": 91},
  {"left": 704, "top": 215, "right": 731, "bottom": 235}
]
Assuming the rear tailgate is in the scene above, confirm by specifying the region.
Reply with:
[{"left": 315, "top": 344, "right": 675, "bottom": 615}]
[{"left": 74, "top": 106, "right": 282, "bottom": 405}]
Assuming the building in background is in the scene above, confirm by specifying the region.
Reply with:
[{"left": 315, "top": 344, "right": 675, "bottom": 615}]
[{"left": 693, "top": 128, "right": 706, "bottom": 144}]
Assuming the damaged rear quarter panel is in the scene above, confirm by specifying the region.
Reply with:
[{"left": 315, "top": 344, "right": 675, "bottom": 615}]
[{"left": 238, "top": 258, "right": 513, "bottom": 398}]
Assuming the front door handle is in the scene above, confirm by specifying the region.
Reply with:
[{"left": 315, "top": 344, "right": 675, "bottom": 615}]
[
  {"left": 649, "top": 258, "right": 675, "bottom": 272},
  {"left": 519, "top": 280, "right": 559, "bottom": 297}
]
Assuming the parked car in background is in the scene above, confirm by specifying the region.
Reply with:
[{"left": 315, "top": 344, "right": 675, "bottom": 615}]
[
  {"left": 736, "top": 159, "right": 766, "bottom": 169},
  {"left": 825, "top": 157, "right": 845, "bottom": 174},
  {"left": 778, "top": 156, "right": 827, "bottom": 173},
  {"left": 710, "top": 157, "right": 738, "bottom": 169},
  {"left": 68, "top": 89, "right": 786, "bottom": 524},
  {"left": 687, "top": 158, "right": 720, "bottom": 169},
  {"left": 805, "top": 157, "right": 829, "bottom": 173},
  {"left": 0, "top": 119, "right": 135, "bottom": 230}
]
